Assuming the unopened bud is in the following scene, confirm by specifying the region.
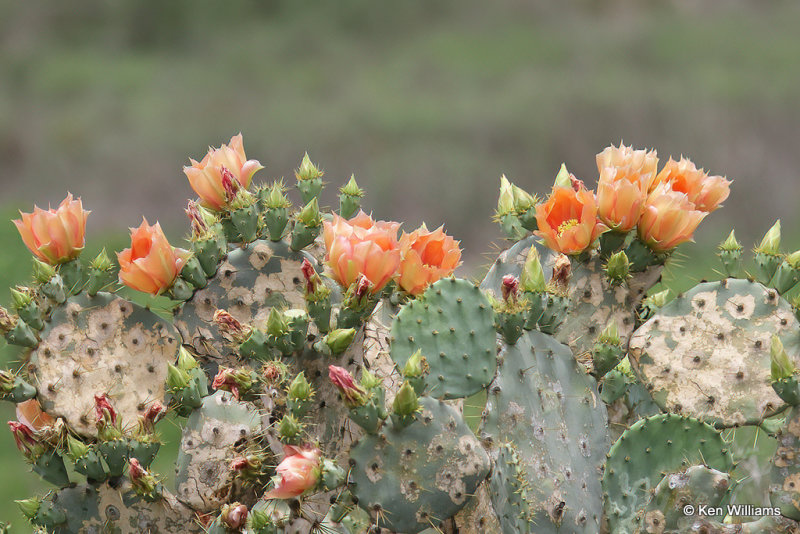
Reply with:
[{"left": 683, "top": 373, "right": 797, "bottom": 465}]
[
  {"left": 643, "top": 289, "right": 670, "bottom": 310},
  {"left": 598, "top": 321, "right": 621, "bottom": 346},
  {"left": 496, "top": 175, "right": 515, "bottom": 216},
  {"left": 360, "top": 368, "right": 382, "bottom": 390},
  {"left": 756, "top": 220, "right": 781, "bottom": 255},
  {"left": 32, "top": 259, "right": 56, "bottom": 284},
  {"left": 278, "top": 414, "right": 303, "bottom": 440},
  {"left": 786, "top": 250, "right": 800, "bottom": 269},
  {"left": 520, "top": 247, "right": 546, "bottom": 293},
  {"left": 15, "top": 498, "right": 41, "bottom": 520},
  {"left": 554, "top": 164, "right": 571, "bottom": 189},
  {"left": 263, "top": 180, "right": 291, "bottom": 209},
  {"left": 511, "top": 184, "right": 536, "bottom": 213},
  {"left": 166, "top": 364, "right": 190, "bottom": 390},
  {"left": 340, "top": 175, "right": 364, "bottom": 198},
  {"left": 287, "top": 372, "right": 312, "bottom": 401},
  {"left": 176, "top": 346, "right": 199, "bottom": 371},
  {"left": 719, "top": 230, "right": 742, "bottom": 252},
  {"left": 297, "top": 198, "right": 322, "bottom": 227},
  {"left": 295, "top": 153, "right": 323, "bottom": 181},
  {"left": 771, "top": 335, "right": 795, "bottom": 381},
  {"left": 605, "top": 251, "right": 631, "bottom": 284},
  {"left": 10, "top": 287, "right": 32, "bottom": 309},
  {"left": 323, "top": 328, "right": 356, "bottom": 355},
  {"left": 401, "top": 350, "right": 428, "bottom": 378},
  {"left": 66, "top": 434, "right": 89, "bottom": 461},
  {"left": 266, "top": 308, "right": 289, "bottom": 337},
  {"left": 392, "top": 381, "right": 419, "bottom": 416}
]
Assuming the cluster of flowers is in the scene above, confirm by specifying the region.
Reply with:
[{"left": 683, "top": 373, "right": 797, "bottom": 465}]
[
  {"left": 534, "top": 143, "right": 731, "bottom": 255},
  {"left": 11, "top": 134, "right": 463, "bottom": 299}
]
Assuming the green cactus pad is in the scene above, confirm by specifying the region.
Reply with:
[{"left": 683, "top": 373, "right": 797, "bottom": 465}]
[
  {"left": 480, "top": 330, "right": 609, "bottom": 533},
  {"left": 770, "top": 406, "right": 800, "bottom": 519},
  {"left": 602, "top": 413, "right": 734, "bottom": 534},
  {"left": 29, "top": 292, "right": 180, "bottom": 437},
  {"left": 629, "top": 278, "right": 800, "bottom": 427},
  {"left": 174, "top": 239, "right": 315, "bottom": 363},
  {"left": 34, "top": 482, "right": 199, "bottom": 533},
  {"left": 175, "top": 391, "right": 262, "bottom": 512},
  {"left": 488, "top": 444, "right": 535, "bottom": 533},
  {"left": 481, "top": 236, "right": 662, "bottom": 359},
  {"left": 389, "top": 278, "right": 496, "bottom": 399},
  {"left": 348, "top": 396, "right": 490, "bottom": 533},
  {"left": 642, "top": 465, "right": 731, "bottom": 531}
]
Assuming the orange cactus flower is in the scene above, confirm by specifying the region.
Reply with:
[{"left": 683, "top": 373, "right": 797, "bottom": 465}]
[
  {"left": 263, "top": 445, "right": 321, "bottom": 499},
  {"left": 117, "top": 219, "right": 190, "bottom": 295},
  {"left": 183, "top": 133, "right": 263, "bottom": 211},
  {"left": 323, "top": 211, "right": 401, "bottom": 292},
  {"left": 596, "top": 168, "right": 648, "bottom": 233},
  {"left": 638, "top": 183, "right": 707, "bottom": 252},
  {"left": 596, "top": 144, "right": 659, "bottom": 192},
  {"left": 395, "top": 224, "right": 462, "bottom": 295},
  {"left": 13, "top": 193, "right": 90, "bottom": 265},
  {"left": 534, "top": 185, "right": 607, "bottom": 255},
  {"left": 16, "top": 399, "right": 55, "bottom": 432},
  {"left": 650, "top": 157, "right": 731, "bottom": 212}
]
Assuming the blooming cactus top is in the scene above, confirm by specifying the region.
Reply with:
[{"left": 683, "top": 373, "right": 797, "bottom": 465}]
[
  {"left": 117, "top": 219, "right": 190, "bottom": 295},
  {"left": 13, "top": 193, "right": 90, "bottom": 265}
]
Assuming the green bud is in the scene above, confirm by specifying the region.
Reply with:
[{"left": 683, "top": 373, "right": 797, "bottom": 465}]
[
  {"left": 278, "top": 414, "right": 303, "bottom": 440},
  {"left": 520, "top": 246, "right": 546, "bottom": 293},
  {"left": 287, "top": 372, "right": 312, "bottom": 401},
  {"left": 340, "top": 175, "right": 364, "bottom": 198},
  {"left": 360, "top": 368, "right": 382, "bottom": 390},
  {"left": 297, "top": 198, "right": 322, "bottom": 227},
  {"left": 771, "top": 335, "right": 795, "bottom": 380},
  {"left": 511, "top": 184, "right": 536, "bottom": 213},
  {"left": 393, "top": 381, "right": 419, "bottom": 417},
  {"left": 247, "top": 508, "right": 273, "bottom": 530},
  {"left": 32, "top": 259, "right": 56, "bottom": 284},
  {"left": 15, "top": 497, "right": 41, "bottom": 520},
  {"left": 295, "top": 152, "right": 323, "bottom": 181},
  {"left": 266, "top": 308, "right": 289, "bottom": 337},
  {"left": 554, "top": 163, "right": 571, "bottom": 188},
  {"left": 401, "top": 350, "right": 427, "bottom": 378},
  {"left": 263, "top": 180, "right": 291, "bottom": 209},
  {"left": 643, "top": 289, "right": 670, "bottom": 309},
  {"left": 10, "top": 287, "right": 32, "bottom": 309},
  {"left": 323, "top": 328, "right": 356, "bottom": 355},
  {"left": 176, "top": 346, "right": 199, "bottom": 371},
  {"left": 598, "top": 321, "right": 621, "bottom": 346},
  {"left": 718, "top": 230, "right": 742, "bottom": 252},
  {"left": 89, "top": 248, "right": 113, "bottom": 271},
  {"left": 66, "top": 434, "right": 89, "bottom": 461},
  {"left": 166, "top": 364, "right": 190, "bottom": 390},
  {"left": 786, "top": 250, "right": 800, "bottom": 269},
  {"left": 320, "top": 458, "right": 347, "bottom": 490},
  {"left": 756, "top": 220, "right": 781, "bottom": 255},
  {"left": 496, "top": 175, "right": 515, "bottom": 217},
  {"left": 604, "top": 251, "right": 631, "bottom": 285}
]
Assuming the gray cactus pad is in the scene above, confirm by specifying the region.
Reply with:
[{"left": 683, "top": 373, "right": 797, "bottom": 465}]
[
  {"left": 174, "top": 239, "right": 315, "bottom": 363},
  {"left": 175, "top": 391, "right": 262, "bottom": 512},
  {"left": 348, "top": 396, "right": 490, "bottom": 533},
  {"left": 480, "top": 330, "right": 609, "bottom": 533},
  {"left": 29, "top": 292, "right": 179, "bottom": 437},
  {"left": 629, "top": 278, "right": 800, "bottom": 427}
]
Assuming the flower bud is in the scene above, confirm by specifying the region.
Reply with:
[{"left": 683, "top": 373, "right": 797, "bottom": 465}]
[
  {"left": 297, "top": 198, "right": 322, "bottom": 227},
  {"left": 287, "top": 372, "right": 312, "bottom": 401},
  {"left": 604, "top": 251, "right": 631, "bottom": 285},
  {"left": 554, "top": 163, "right": 571, "bottom": 188},
  {"left": 322, "top": 328, "right": 356, "bottom": 355},
  {"left": 719, "top": 230, "right": 742, "bottom": 252},
  {"left": 496, "top": 175, "right": 515, "bottom": 217},
  {"left": 166, "top": 364, "right": 190, "bottom": 390},
  {"left": 401, "top": 350, "right": 428, "bottom": 378},
  {"left": 296, "top": 153, "right": 323, "bottom": 181},
  {"left": 66, "top": 434, "right": 90, "bottom": 461},
  {"left": 360, "top": 368, "right": 383, "bottom": 390},
  {"left": 520, "top": 246, "right": 546, "bottom": 293},
  {"left": 339, "top": 175, "right": 365, "bottom": 219},
  {"left": 771, "top": 335, "right": 795, "bottom": 381},
  {"left": 278, "top": 414, "right": 303, "bottom": 441},
  {"left": 10, "top": 287, "right": 32, "bottom": 310},
  {"left": 644, "top": 289, "right": 670, "bottom": 309},
  {"left": 263, "top": 180, "right": 291, "bottom": 209},
  {"left": 328, "top": 365, "right": 367, "bottom": 408},
  {"left": 15, "top": 497, "right": 41, "bottom": 520},
  {"left": 176, "top": 346, "right": 199, "bottom": 371},
  {"left": 787, "top": 251, "right": 800, "bottom": 270},
  {"left": 392, "top": 381, "right": 420, "bottom": 416},
  {"left": 756, "top": 220, "right": 782, "bottom": 255},
  {"left": 32, "top": 259, "right": 56, "bottom": 284},
  {"left": 266, "top": 308, "right": 290, "bottom": 338}
]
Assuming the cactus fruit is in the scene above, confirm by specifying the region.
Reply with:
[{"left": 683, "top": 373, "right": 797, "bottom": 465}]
[{"left": 7, "top": 140, "right": 800, "bottom": 534}]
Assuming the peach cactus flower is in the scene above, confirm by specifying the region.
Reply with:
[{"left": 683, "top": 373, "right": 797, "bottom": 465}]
[
  {"left": 596, "top": 143, "right": 659, "bottom": 192},
  {"left": 395, "top": 224, "right": 462, "bottom": 295},
  {"left": 650, "top": 157, "right": 731, "bottom": 212},
  {"left": 13, "top": 193, "right": 90, "bottom": 265},
  {"left": 595, "top": 144, "right": 659, "bottom": 232},
  {"left": 323, "top": 211, "right": 401, "bottom": 292},
  {"left": 16, "top": 399, "right": 55, "bottom": 432},
  {"left": 183, "top": 133, "right": 263, "bottom": 211},
  {"left": 638, "top": 183, "right": 707, "bottom": 252},
  {"left": 117, "top": 219, "right": 190, "bottom": 295},
  {"left": 263, "top": 445, "right": 321, "bottom": 499},
  {"left": 534, "top": 185, "right": 607, "bottom": 255}
]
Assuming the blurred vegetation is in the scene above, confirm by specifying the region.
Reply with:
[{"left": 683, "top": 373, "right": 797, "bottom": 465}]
[{"left": 1, "top": 0, "right": 800, "bottom": 529}]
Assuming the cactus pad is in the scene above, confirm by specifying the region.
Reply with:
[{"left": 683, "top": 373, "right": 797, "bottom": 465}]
[
  {"left": 602, "top": 413, "right": 734, "bottom": 534},
  {"left": 629, "top": 278, "right": 800, "bottom": 427},
  {"left": 642, "top": 465, "right": 731, "bottom": 531},
  {"left": 29, "top": 292, "right": 179, "bottom": 437},
  {"left": 389, "top": 278, "right": 496, "bottom": 399},
  {"left": 480, "top": 330, "right": 609, "bottom": 533},
  {"left": 348, "top": 396, "right": 490, "bottom": 533},
  {"left": 770, "top": 406, "right": 800, "bottom": 519}
]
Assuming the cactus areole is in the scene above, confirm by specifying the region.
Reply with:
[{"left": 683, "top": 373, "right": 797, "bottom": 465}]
[{"left": 4, "top": 138, "right": 799, "bottom": 534}]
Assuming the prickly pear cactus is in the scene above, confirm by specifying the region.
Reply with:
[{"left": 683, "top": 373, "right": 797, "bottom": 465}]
[{"left": 5, "top": 139, "right": 800, "bottom": 534}]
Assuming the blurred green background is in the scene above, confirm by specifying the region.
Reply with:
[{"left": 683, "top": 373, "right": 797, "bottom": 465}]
[{"left": 2, "top": 0, "right": 800, "bottom": 529}]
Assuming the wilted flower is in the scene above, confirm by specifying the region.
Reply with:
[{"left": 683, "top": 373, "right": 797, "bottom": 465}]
[
  {"left": 94, "top": 393, "right": 117, "bottom": 427},
  {"left": 328, "top": 365, "right": 367, "bottom": 408},
  {"left": 13, "top": 193, "right": 90, "bottom": 265},
  {"left": 501, "top": 275, "right": 520, "bottom": 303},
  {"left": 221, "top": 503, "right": 249, "bottom": 530},
  {"left": 323, "top": 211, "right": 401, "bottom": 292},
  {"left": 535, "top": 184, "right": 607, "bottom": 255},
  {"left": 183, "top": 133, "right": 263, "bottom": 211},
  {"left": 16, "top": 399, "right": 55, "bottom": 432},
  {"left": 213, "top": 309, "right": 252, "bottom": 343},
  {"left": 263, "top": 445, "right": 321, "bottom": 499},
  {"left": 651, "top": 157, "right": 731, "bottom": 212},
  {"left": 117, "top": 219, "right": 190, "bottom": 295},
  {"left": 395, "top": 224, "right": 461, "bottom": 296},
  {"left": 212, "top": 367, "right": 254, "bottom": 400},
  {"left": 638, "top": 183, "right": 707, "bottom": 252},
  {"left": 8, "top": 421, "right": 38, "bottom": 455}
]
